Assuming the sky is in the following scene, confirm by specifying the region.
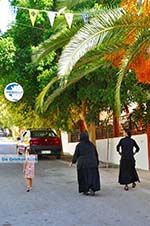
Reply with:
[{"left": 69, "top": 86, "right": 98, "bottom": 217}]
[{"left": 0, "top": 0, "right": 13, "bottom": 33}]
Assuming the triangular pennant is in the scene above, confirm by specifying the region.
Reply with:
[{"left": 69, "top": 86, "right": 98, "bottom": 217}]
[
  {"left": 29, "top": 9, "right": 39, "bottom": 26},
  {"left": 64, "top": 13, "right": 73, "bottom": 28},
  {"left": 47, "top": 11, "right": 56, "bottom": 27},
  {"left": 82, "top": 13, "right": 89, "bottom": 23}
]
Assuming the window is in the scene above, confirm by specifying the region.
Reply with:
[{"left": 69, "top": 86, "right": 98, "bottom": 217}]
[{"left": 31, "top": 130, "right": 56, "bottom": 138}]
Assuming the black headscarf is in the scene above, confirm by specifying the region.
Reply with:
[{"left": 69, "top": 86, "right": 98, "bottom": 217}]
[
  {"left": 125, "top": 128, "right": 132, "bottom": 138},
  {"left": 80, "top": 132, "right": 89, "bottom": 142}
]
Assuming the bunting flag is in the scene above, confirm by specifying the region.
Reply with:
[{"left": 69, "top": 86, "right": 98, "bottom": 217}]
[
  {"left": 9, "top": 5, "right": 98, "bottom": 30},
  {"left": 64, "top": 13, "right": 73, "bottom": 28},
  {"left": 82, "top": 13, "right": 89, "bottom": 23},
  {"left": 47, "top": 11, "right": 56, "bottom": 27},
  {"left": 29, "top": 9, "right": 39, "bottom": 26}
]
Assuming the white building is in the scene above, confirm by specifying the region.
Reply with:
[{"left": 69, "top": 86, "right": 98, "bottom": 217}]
[{"left": 61, "top": 132, "right": 149, "bottom": 171}]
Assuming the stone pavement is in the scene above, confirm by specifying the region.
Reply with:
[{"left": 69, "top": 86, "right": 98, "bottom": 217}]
[{"left": 0, "top": 159, "right": 149, "bottom": 226}]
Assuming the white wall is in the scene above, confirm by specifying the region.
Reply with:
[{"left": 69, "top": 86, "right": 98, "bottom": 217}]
[
  {"left": 61, "top": 132, "right": 77, "bottom": 155},
  {"left": 96, "top": 134, "right": 149, "bottom": 170},
  {"left": 61, "top": 132, "right": 149, "bottom": 171}
]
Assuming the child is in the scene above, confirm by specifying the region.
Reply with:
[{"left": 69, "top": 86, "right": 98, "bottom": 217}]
[{"left": 23, "top": 148, "right": 35, "bottom": 192}]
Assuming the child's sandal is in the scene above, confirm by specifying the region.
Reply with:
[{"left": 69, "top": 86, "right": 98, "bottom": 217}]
[{"left": 26, "top": 187, "right": 30, "bottom": 192}]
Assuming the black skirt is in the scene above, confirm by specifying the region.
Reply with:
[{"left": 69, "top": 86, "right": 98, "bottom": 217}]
[
  {"left": 77, "top": 167, "right": 100, "bottom": 193},
  {"left": 119, "top": 159, "right": 140, "bottom": 185}
]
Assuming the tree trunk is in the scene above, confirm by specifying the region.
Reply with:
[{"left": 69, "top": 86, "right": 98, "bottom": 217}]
[
  {"left": 113, "top": 112, "right": 120, "bottom": 137},
  {"left": 79, "top": 101, "right": 96, "bottom": 144},
  {"left": 88, "top": 122, "right": 96, "bottom": 145},
  {"left": 79, "top": 101, "right": 88, "bottom": 132},
  {"left": 79, "top": 119, "right": 86, "bottom": 132}
]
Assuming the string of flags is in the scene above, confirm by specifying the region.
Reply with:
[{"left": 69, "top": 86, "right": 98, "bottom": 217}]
[{"left": 11, "top": 5, "right": 91, "bottom": 28}]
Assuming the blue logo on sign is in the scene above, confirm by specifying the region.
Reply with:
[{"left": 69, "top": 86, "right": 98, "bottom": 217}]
[{"left": 4, "top": 82, "right": 24, "bottom": 102}]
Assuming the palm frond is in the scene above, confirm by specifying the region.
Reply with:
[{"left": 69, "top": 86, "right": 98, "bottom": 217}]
[
  {"left": 58, "top": 8, "right": 126, "bottom": 77},
  {"left": 32, "top": 26, "right": 80, "bottom": 64},
  {"left": 58, "top": 9, "right": 150, "bottom": 78},
  {"left": 36, "top": 38, "right": 127, "bottom": 113},
  {"left": 41, "top": 61, "right": 104, "bottom": 112},
  {"left": 36, "top": 57, "right": 109, "bottom": 113},
  {"left": 36, "top": 76, "right": 59, "bottom": 113}
]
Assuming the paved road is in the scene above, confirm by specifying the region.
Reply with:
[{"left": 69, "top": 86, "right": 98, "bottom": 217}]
[
  {"left": 0, "top": 159, "right": 150, "bottom": 226},
  {"left": 0, "top": 138, "right": 17, "bottom": 154}
]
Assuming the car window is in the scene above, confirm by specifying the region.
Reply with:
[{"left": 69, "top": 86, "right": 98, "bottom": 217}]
[{"left": 31, "top": 130, "right": 56, "bottom": 138}]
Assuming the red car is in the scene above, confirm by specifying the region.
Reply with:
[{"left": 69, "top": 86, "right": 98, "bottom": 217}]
[{"left": 17, "top": 129, "right": 62, "bottom": 159}]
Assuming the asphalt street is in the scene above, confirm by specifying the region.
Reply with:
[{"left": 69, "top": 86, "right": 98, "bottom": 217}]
[
  {"left": 0, "top": 137, "right": 16, "bottom": 154},
  {"left": 0, "top": 159, "right": 150, "bottom": 226}
]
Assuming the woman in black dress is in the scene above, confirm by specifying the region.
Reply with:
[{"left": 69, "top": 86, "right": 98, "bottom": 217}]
[
  {"left": 70, "top": 132, "right": 100, "bottom": 195},
  {"left": 117, "top": 129, "right": 140, "bottom": 191}
]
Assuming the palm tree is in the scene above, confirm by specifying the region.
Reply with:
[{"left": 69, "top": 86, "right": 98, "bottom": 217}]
[
  {"left": 35, "top": 2, "right": 150, "bottom": 111},
  {"left": 33, "top": 0, "right": 113, "bottom": 112},
  {"left": 34, "top": 6, "right": 125, "bottom": 113},
  {"left": 56, "top": 3, "right": 150, "bottom": 116},
  {"left": 33, "top": 0, "right": 150, "bottom": 139}
]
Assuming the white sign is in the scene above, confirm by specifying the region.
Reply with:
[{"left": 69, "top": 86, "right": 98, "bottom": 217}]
[{"left": 4, "top": 82, "right": 24, "bottom": 102}]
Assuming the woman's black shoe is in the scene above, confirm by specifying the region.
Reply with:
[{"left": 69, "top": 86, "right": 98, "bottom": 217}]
[
  {"left": 83, "top": 192, "right": 89, "bottom": 195},
  {"left": 132, "top": 182, "right": 136, "bottom": 188},
  {"left": 89, "top": 189, "right": 95, "bottom": 196},
  {"left": 124, "top": 185, "right": 129, "bottom": 191}
]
